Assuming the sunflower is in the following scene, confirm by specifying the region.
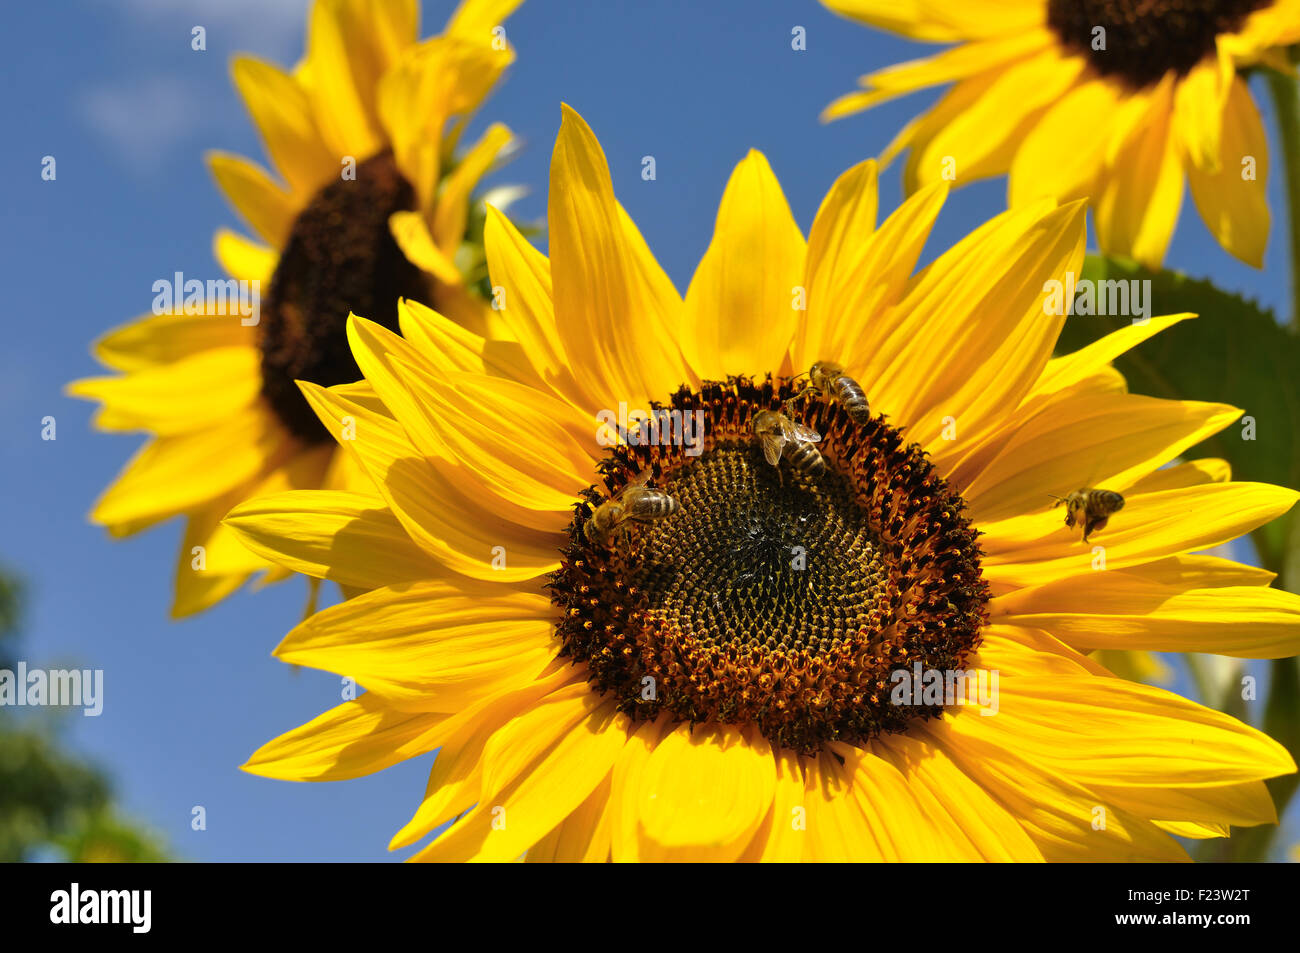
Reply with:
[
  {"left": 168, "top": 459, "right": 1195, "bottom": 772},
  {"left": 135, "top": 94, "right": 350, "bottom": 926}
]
[
  {"left": 821, "top": 0, "right": 1300, "bottom": 268},
  {"left": 67, "top": 0, "right": 523, "bottom": 616},
  {"left": 226, "top": 105, "right": 1300, "bottom": 861}
]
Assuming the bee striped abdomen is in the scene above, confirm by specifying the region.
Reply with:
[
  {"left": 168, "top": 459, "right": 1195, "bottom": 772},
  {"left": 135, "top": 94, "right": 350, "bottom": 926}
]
[
  {"left": 788, "top": 442, "right": 826, "bottom": 476},
  {"left": 832, "top": 376, "right": 871, "bottom": 423},
  {"left": 624, "top": 489, "right": 678, "bottom": 521}
]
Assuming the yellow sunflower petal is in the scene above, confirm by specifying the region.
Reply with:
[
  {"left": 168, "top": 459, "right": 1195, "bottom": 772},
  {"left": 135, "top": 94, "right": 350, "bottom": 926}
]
[
  {"left": 243, "top": 693, "right": 446, "bottom": 782},
  {"left": 432, "top": 121, "right": 514, "bottom": 253},
  {"left": 396, "top": 297, "right": 550, "bottom": 395},
  {"left": 230, "top": 55, "right": 336, "bottom": 197},
  {"left": 445, "top": 0, "right": 524, "bottom": 40},
  {"left": 84, "top": 310, "right": 256, "bottom": 373},
  {"left": 1174, "top": 47, "right": 1234, "bottom": 173},
  {"left": 823, "top": 0, "right": 1043, "bottom": 42},
  {"left": 1127, "top": 457, "right": 1231, "bottom": 494},
  {"left": 89, "top": 405, "right": 291, "bottom": 531},
  {"left": 1009, "top": 77, "right": 1121, "bottom": 207},
  {"left": 902, "top": 46, "right": 1083, "bottom": 194},
  {"left": 173, "top": 443, "right": 334, "bottom": 617},
  {"left": 171, "top": 489, "right": 263, "bottom": 619},
  {"left": 213, "top": 228, "right": 278, "bottom": 284},
  {"left": 223, "top": 490, "right": 442, "bottom": 590},
  {"left": 679, "top": 150, "right": 806, "bottom": 379},
  {"left": 870, "top": 200, "right": 1086, "bottom": 451},
  {"left": 1095, "top": 79, "right": 1184, "bottom": 268},
  {"left": 634, "top": 724, "right": 776, "bottom": 862},
  {"left": 609, "top": 717, "right": 667, "bottom": 862},
  {"left": 871, "top": 733, "right": 1044, "bottom": 860},
  {"left": 943, "top": 675, "right": 1295, "bottom": 790},
  {"left": 920, "top": 719, "right": 1190, "bottom": 861},
  {"left": 1187, "top": 75, "right": 1270, "bottom": 267},
  {"left": 412, "top": 688, "right": 628, "bottom": 862},
  {"left": 1030, "top": 313, "right": 1193, "bottom": 399},
  {"left": 303, "top": 0, "right": 393, "bottom": 158},
  {"left": 822, "top": 29, "right": 1053, "bottom": 122},
  {"left": 737, "top": 746, "right": 808, "bottom": 862},
  {"left": 346, "top": 314, "right": 590, "bottom": 512},
  {"left": 390, "top": 664, "right": 577, "bottom": 849},
  {"left": 798, "top": 180, "right": 948, "bottom": 370},
  {"left": 266, "top": 579, "right": 557, "bottom": 711},
  {"left": 981, "top": 482, "right": 1299, "bottom": 587},
  {"left": 68, "top": 346, "right": 263, "bottom": 436},
  {"left": 526, "top": 773, "right": 614, "bottom": 862},
  {"left": 482, "top": 205, "right": 572, "bottom": 386},
  {"left": 388, "top": 210, "right": 462, "bottom": 285},
  {"left": 802, "top": 751, "right": 886, "bottom": 861},
  {"left": 297, "top": 379, "right": 565, "bottom": 579},
  {"left": 993, "top": 572, "right": 1300, "bottom": 659},
  {"left": 963, "top": 394, "right": 1240, "bottom": 522},
  {"left": 1112, "top": 780, "right": 1279, "bottom": 831},
  {"left": 548, "top": 104, "right": 689, "bottom": 406},
  {"left": 206, "top": 151, "right": 296, "bottom": 247}
]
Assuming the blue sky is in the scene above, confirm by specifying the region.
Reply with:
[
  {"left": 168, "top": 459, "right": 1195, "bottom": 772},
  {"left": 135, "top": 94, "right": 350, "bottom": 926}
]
[{"left": 0, "top": 0, "right": 1294, "bottom": 861}]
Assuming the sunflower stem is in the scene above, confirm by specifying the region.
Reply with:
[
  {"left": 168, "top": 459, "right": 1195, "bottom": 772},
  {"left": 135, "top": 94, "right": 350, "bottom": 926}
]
[{"left": 1268, "top": 65, "right": 1300, "bottom": 331}]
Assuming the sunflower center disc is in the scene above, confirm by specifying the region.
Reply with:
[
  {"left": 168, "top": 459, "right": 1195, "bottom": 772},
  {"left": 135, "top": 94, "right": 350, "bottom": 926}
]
[
  {"left": 1047, "top": 0, "right": 1269, "bottom": 88},
  {"left": 259, "top": 150, "right": 428, "bottom": 442},
  {"left": 550, "top": 378, "right": 990, "bottom": 754}
]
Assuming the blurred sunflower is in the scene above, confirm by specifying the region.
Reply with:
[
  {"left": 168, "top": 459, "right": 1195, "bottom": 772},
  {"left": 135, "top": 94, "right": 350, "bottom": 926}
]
[
  {"left": 227, "top": 106, "right": 1300, "bottom": 861},
  {"left": 67, "top": 0, "right": 523, "bottom": 616},
  {"left": 821, "top": 0, "right": 1300, "bottom": 267}
]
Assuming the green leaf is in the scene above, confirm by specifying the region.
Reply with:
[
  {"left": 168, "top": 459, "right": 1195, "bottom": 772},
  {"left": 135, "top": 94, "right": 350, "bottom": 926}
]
[{"left": 1056, "top": 254, "right": 1300, "bottom": 569}]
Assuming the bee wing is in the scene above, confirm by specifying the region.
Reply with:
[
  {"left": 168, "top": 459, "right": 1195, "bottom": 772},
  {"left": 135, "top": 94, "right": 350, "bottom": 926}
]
[
  {"left": 786, "top": 420, "right": 822, "bottom": 443},
  {"left": 758, "top": 432, "right": 786, "bottom": 466}
]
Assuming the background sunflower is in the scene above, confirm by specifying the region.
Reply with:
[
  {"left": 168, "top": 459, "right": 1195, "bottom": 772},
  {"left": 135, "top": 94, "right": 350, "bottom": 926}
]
[
  {"left": 822, "top": 0, "right": 1300, "bottom": 267},
  {"left": 67, "top": 0, "right": 523, "bottom": 617}
]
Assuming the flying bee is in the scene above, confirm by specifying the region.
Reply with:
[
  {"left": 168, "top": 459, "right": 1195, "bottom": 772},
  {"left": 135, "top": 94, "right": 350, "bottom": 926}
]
[
  {"left": 583, "top": 471, "right": 678, "bottom": 549},
  {"left": 790, "top": 361, "right": 871, "bottom": 424},
  {"left": 751, "top": 408, "right": 825, "bottom": 483},
  {"left": 1051, "top": 488, "right": 1125, "bottom": 542}
]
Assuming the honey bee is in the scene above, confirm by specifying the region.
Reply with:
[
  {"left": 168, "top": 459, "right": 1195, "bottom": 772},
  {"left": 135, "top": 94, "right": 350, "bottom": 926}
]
[
  {"left": 583, "top": 471, "right": 678, "bottom": 549},
  {"left": 751, "top": 407, "right": 825, "bottom": 482},
  {"left": 1051, "top": 488, "right": 1124, "bottom": 542},
  {"left": 791, "top": 361, "right": 871, "bottom": 424}
]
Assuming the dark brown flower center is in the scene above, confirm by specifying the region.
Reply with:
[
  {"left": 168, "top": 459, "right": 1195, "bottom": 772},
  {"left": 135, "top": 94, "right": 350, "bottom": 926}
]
[
  {"left": 259, "top": 150, "right": 428, "bottom": 442},
  {"left": 549, "top": 377, "right": 990, "bottom": 754},
  {"left": 1047, "top": 0, "right": 1269, "bottom": 88}
]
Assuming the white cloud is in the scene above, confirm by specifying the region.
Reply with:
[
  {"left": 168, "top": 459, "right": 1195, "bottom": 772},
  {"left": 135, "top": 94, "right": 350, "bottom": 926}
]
[
  {"left": 78, "top": 77, "right": 204, "bottom": 171},
  {"left": 110, "top": 0, "right": 312, "bottom": 59}
]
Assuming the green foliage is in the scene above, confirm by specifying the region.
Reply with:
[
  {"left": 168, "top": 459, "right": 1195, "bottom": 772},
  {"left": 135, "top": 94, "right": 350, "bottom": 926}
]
[
  {"left": 0, "top": 567, "right": 173, "bottom": 863},
  {"left": 1056, "top": 254, "right": 1300, "bottom": 570}
]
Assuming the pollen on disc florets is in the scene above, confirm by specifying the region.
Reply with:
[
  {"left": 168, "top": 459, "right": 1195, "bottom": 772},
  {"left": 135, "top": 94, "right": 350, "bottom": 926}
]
[
  {"left": 548, "top": 376, "right": 990, "bottom": 755},
  {"left": 259, "top": 149, "right": 429, "bottom": 443},
  {"left": 1047, "top": 0, "right": 1271, "bottom": 88}
]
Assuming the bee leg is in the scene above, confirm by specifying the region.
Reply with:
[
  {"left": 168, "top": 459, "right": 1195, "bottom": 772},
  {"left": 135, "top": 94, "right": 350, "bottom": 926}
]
[{"left": 1083, "top": 516, "right": 1108, "bottom": 542}]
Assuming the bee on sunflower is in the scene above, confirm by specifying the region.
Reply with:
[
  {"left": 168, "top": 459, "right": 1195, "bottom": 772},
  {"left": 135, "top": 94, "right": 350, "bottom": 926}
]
[
  {"left": 821, "top": 0, "right": 1300, "bottom": 268},
  {"left": 224, "top": 106, "right": 1300, "bottom": 861},
  {"left": 67, "top": 0, "right": 524, "bottom": 616}
]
